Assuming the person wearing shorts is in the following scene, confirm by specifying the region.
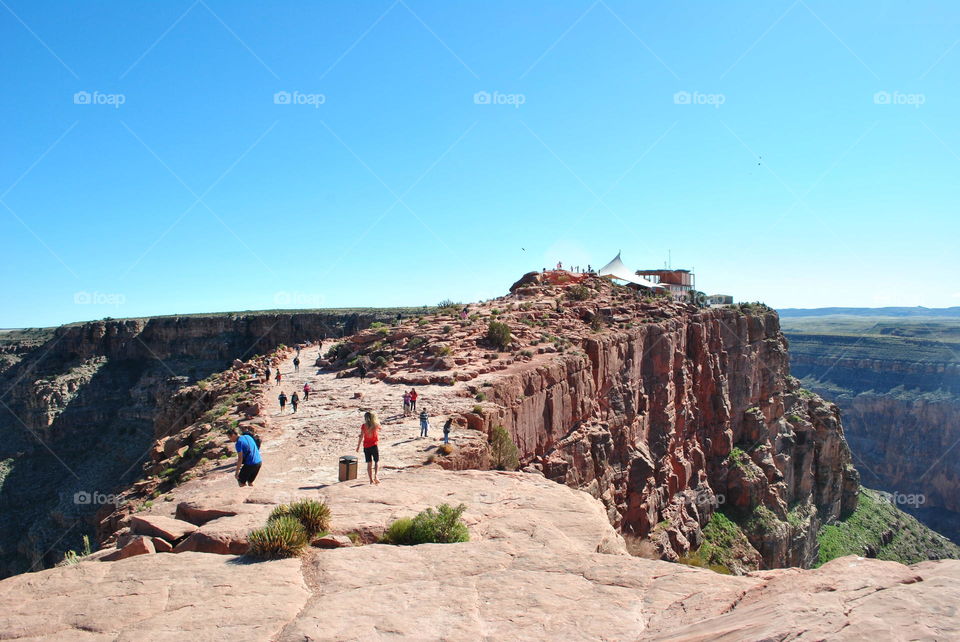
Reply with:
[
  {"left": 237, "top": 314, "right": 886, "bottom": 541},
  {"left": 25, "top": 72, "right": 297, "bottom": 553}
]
[
  {"left": 356, "top": 410, "right": 381, "bottom": 485},
  {"left": 228, "top": 428, "right": 262, "bottom": 487}
]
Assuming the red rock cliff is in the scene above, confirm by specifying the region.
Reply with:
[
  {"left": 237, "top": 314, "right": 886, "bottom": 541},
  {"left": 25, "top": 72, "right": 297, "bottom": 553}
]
[{"left": 467, "top": 275, "right": 859, "bottom": 568}]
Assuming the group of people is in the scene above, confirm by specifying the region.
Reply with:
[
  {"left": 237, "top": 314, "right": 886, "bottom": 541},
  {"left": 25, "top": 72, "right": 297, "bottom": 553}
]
[
  {"left": 402, "top": 388, "right": 419, "bottom": 415},
  {"left": 418, "top": 408, "right": 453, "bottom": 443}
]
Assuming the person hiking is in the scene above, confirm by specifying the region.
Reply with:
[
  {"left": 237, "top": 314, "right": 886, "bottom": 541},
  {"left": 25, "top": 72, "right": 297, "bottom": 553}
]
[
  {"left": 264, "top": 366, "right": 271, "bottom": 384},
  {"left": 357, "top": 362, "right": 366, "bottom": 382},
  {"left": 356, "top": 410, "right": 381, "bottom": 485},
  {"left": 227, "top": 427, "right": 262, "bottom": 487},
  {"left": 275, "top": 370, "right": 282, "bottom": 386},
  {"left": 419, "top": 408, "right": 430, "bottom": 438},
  {"left": 278, "top": 391, "right": 287, "bottom": 413},
  {"left": 402, "top": 392, "right": 411, "bottom": 416},
  {"left": 290, "top": 391, "right": 299, "bottom": 413},
  {"left": 442, "top": 418, "right": 452, "bottom": 444},
  {"left": 303, "top": 382, "right": 311, "bottom": 401},
  {"left": 409, "top": 388, "right": 418, "bottom": 413},
  {"left": 293, "top": 356, "right": 300, "bottom": 372}
]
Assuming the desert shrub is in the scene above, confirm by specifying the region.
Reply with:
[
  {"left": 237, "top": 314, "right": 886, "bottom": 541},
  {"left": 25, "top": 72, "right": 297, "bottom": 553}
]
[
  {"left": 288, "top": 498, "right": 331, "bottom": 537},
  {"left": 383, "top": 517, "right": 414, "bottom": 544},
  {"left": 475, "top": 392, "right": 486, "bottom": 402},
  {"left": 58, "top": 535, "right": 93, "bottom": 566},
  {"left": 382, "top": 503, "right": 470, "bottom": 545},
  {"left": 375, "top": 355, "right": 388, "bottom": 367},
  {"left": 490, "top": 425, "right": 519, "bottom": 471},
  {"left": 248, "top": 515, "right": 308, "bottom": 559},
  {"left": 408, "top": 337, "right": 426, "bottom": 349},
  {"left": 325, "top": 343, "right": 351, "bottom": 360},
  {"left": 417, "top": 318, "right": 428, "bottom": 327},
  {"left": 269, "top": 499, "right": 331, "bottom": 537},
  {"left": 472, "top": 404, "right": 484, "bottom": 415},
  {"left": 442, "top": 325, "right": 451, "bottom": 334},
  {"left": 439, "top": 345, "right": 452, "bottom": 356},
  {"left": 487, "top": 321, "right": 512, "bottom": 350},
  {"left": 369, "top": 322, "right": 386, "bottom": 329},
  {"left": 567, "top": 284, "right": 593, "bottom": 301},
  {"left": 437, "top": 299, "right": 460, "bottom": 311},
  {"left": 437, "top": 443, "right": 454, "bottom": 456}
]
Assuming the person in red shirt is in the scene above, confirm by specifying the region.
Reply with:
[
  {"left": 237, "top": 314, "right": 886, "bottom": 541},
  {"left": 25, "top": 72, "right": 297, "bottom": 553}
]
[
  {"left": 356, "top": 411, "right": 381, "bottom": 485},
  {"left": 409, "top": 388, "right": 418, "bottom": 413}
]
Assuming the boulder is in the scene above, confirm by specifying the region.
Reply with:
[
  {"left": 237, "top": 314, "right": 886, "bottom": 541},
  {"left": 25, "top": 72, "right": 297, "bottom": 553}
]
[
  {"left": 175, "top": 502, "right": 238, "bottom": 526},
  {"left": 151, "top": 537, "right": 174, "bottom": 553},
  {"left": 130, "top": 515, "right": 197, "bottom": 542},
  {"left": 100, "top": 536, "right": 155, "bottom": 562},
  {"left": 173, "top": 530, "right": 249, "bottom": 556},
  {"left": 311, "top": 534, "right": 353, "bottom": 549}
]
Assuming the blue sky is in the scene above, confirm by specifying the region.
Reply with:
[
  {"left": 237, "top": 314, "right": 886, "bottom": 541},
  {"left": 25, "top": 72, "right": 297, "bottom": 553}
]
[{"left": 2, "top": 0, "right": 959, "bottom": 327}]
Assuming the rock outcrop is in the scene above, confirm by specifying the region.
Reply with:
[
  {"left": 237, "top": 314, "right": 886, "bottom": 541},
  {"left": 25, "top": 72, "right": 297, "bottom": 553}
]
[{"left": 2, "top": 467, "right": 958, "bottom": 640}]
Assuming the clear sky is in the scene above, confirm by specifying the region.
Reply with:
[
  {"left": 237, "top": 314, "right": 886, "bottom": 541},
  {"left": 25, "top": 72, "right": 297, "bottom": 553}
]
[{"left": 2, "top": 0, "right": 959, "bottom": 327}]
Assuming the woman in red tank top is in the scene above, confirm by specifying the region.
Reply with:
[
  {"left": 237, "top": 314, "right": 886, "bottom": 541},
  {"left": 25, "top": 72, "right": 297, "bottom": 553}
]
[{"left": 356, "top": 411, "right": 381, "bottom": 485}]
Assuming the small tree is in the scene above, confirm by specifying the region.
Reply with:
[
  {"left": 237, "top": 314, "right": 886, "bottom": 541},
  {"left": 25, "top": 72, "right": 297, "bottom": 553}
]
[
  {"left": 487, "top": 321, "right": 512, "bottom": 351},
  {"left": 490, "top": 425, "right": 519, "bottom": 471}
]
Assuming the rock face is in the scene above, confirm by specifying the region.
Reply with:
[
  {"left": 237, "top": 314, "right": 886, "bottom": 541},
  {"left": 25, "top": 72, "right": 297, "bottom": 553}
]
[
  {"left": 2, "top": 467, "right": 958, "bottom": 640},
  {"left": 787, "top": 326, "right": 960, "bottom": 542},
  {"left": 457, "top": 280, "right": 858, "bottom": 568},
  {"left": 0, "top": 310, "right": 402, "bottom": 578}
]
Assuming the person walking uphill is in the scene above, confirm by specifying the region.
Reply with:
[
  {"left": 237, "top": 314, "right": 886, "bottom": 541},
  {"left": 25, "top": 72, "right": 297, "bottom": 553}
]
[
  {"left": 278, "top": 391, "right": 287, "bottom": 413},
  {"left": 275, "top": 370, "right": 282, "bottom": 386},
  {"left": 303, "top": 382, "right": 311, "bottom": 402},
  {"left": 290, "top": 391, "right": 299, "bottom": 413},
  {"left": 293, "top": 356, "right": 300, "bottom": 372},
  {"left": 356, "top": 411, "right": 381, "bottom": 485},
  {"left": 227, "top": 428, "right": 262, "bottom": 487}
]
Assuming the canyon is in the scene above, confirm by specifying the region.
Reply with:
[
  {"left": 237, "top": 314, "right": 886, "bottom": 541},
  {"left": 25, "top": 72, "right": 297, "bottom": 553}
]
[
  {"left": 1, "top": 274, "right": 958, "bottom": 639},
  {"left": 783, "top": 313, "right": 960, "bottom": 543}
]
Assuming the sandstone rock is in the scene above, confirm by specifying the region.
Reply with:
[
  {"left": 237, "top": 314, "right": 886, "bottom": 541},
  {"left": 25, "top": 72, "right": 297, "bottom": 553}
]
[
  {"left": 175, "top": 501, "right": 238, "bottom": 526},
  {"left": 173, "top": 530, "right": 249, "bottom": 555},
  {"left": 100, "top": 535, "right": 155, "bottom": 561},
  {"left": 151, "top": 537, "right": 174, "bottom": 553},
  {"left": 1, "top": 553, "right": 309, "bottom": 639},
  {"left": 129, "top": 514, "right": 197, "bottom": 542},
  {"left": 311, "top": 534, "right": 353, "bottom": 548}
]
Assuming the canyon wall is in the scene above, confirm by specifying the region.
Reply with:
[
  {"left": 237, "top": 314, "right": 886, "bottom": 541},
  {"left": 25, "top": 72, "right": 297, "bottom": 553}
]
[
  {"left": 787, "top": 329, "right": 960, "bottom": 543},
  {"left": 0, "top": 311, "right": 400, "bottom": 577},
  {"left": 464, "top": 290, "right": 859, "bottom": 569}
]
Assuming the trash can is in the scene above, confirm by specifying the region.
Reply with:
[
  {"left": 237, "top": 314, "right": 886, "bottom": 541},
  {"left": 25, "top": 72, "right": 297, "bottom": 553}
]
[{"left": 339, "top": 455, "right": 358, "bottom": 482}]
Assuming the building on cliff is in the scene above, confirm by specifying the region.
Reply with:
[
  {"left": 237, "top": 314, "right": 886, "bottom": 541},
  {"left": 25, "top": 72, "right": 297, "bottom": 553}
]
[
  {"left": 597, "top": 253, "right": 664, "bottom": 291},
  {"left": 635, "top": 267, "right": 695, "bottom": 301}
]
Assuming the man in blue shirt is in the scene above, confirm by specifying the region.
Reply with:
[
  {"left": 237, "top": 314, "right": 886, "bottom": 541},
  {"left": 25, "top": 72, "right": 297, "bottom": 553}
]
[{"left": 227, "top": 428, "right": 263, "bottom": 487}]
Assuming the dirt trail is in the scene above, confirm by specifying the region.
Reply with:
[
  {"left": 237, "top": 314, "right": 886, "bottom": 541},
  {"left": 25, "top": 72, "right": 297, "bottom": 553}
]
[{"left": 251, "top": 345, "right": 479, "bottom": 491}]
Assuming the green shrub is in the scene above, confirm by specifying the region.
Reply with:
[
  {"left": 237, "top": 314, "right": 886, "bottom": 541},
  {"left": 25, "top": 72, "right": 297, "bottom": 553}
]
[
  {"left": 567, "top": 284, "right": 593, "bottom": 301},
  {"left": 248, "top": 515, "right": 309, "bottom": 559},
  {"left": 442, "top": 325, "right": 452, "bottom": 334},
  {"left": 408, "top": 337, "right": 426, "bottom": 349},
  {"left": 472, "top": 404, "right": 484, "bottom": 415},
  {"left": 475, "top": 392, "right": 486, "bottom": 402},
  {"left": 383, "top": 517, "right": 414, "bottom": 544},
  {"left": 325, "top": 343, "right": 351, "bottom": 360},
  {"left": 382, "top": 504, "right": 470, "bottom": 545},
  {"left": 437, "top": 299, "right": 460, "bottom": 311},
  {"left": 490, "top": 425, "right": 519, "bottom": 471},
  {"left": 487, "top": 321, "right": 512, "bottom": 350},
  {"left": 288, "top": 499, "right": 331, "bottom": 537}
]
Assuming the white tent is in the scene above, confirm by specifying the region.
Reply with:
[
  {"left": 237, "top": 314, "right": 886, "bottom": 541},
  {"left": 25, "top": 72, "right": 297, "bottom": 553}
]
[{"left": 597, "top": 252, "right": 663, "bottom": 289}]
